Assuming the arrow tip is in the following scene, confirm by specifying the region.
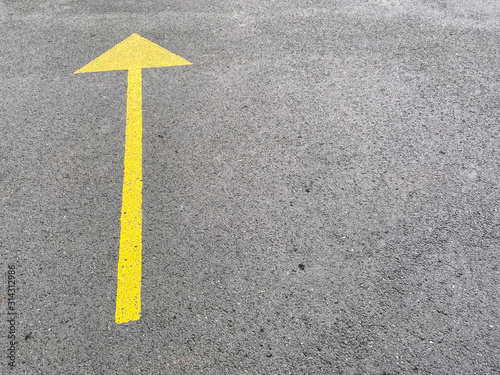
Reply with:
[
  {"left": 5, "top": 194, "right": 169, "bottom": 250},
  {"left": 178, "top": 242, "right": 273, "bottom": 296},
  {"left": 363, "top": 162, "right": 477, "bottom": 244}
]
[{"left": 75, "top": 33, "right": 191, "bottom": 73}]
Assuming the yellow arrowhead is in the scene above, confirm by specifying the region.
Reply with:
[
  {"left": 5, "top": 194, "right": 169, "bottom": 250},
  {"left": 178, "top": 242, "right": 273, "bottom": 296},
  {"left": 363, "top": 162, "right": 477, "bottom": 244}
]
[{"left": 75, "top": 33, "right": 191, "bottom": 73}]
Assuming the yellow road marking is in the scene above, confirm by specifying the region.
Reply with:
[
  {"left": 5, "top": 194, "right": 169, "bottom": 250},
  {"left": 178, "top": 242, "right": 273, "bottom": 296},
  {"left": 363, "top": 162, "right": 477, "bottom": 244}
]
[
  {"left": 76, "top": 34, "right": 191, "bottom": 324},
  {"left": 75, "top": 33, "right": 191, "bottom": 73},
  {"left": 116, "top": 68, "right": 143, "bottom": 323}
]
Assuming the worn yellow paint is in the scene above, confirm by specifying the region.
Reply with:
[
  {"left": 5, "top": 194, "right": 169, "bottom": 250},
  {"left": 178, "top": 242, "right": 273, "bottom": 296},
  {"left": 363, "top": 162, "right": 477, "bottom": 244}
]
[{"left": 76, "top": 34, "right": 191, "bottom": 324}]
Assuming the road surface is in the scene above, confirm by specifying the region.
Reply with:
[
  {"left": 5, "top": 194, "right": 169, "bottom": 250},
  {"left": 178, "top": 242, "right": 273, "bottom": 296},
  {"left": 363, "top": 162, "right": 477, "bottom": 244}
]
[{"left": 1, "top": 0, "right": 500, "bottom": 373}]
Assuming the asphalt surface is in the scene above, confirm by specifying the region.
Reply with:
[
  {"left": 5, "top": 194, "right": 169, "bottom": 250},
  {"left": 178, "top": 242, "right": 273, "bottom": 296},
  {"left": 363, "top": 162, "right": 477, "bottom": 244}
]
[{"left": 2, "top": 0, "right": 500, "bottom": 374}]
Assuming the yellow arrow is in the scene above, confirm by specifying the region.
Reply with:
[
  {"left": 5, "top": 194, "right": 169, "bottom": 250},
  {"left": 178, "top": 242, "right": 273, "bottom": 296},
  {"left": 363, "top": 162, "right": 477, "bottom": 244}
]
[{"left": 76, "top": 33, "right": 191, "bottom": 324}]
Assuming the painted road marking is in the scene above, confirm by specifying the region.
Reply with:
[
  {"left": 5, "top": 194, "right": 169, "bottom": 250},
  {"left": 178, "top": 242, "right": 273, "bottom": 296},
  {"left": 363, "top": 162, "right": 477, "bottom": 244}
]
[{"left": 76, "top": 33, "right": 191, "bottom": 324}]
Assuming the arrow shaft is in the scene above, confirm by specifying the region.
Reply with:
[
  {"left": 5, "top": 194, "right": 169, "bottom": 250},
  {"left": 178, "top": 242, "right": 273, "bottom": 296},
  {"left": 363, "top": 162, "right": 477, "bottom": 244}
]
[{"left": 116, "top": 68, "right": 143, "bottom": 324}]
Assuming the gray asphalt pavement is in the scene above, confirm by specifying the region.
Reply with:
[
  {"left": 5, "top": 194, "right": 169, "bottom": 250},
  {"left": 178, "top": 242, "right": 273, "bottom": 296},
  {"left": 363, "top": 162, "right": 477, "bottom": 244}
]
[{"left": 2, "top": 0, "right": 500, "bottom": 374}]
